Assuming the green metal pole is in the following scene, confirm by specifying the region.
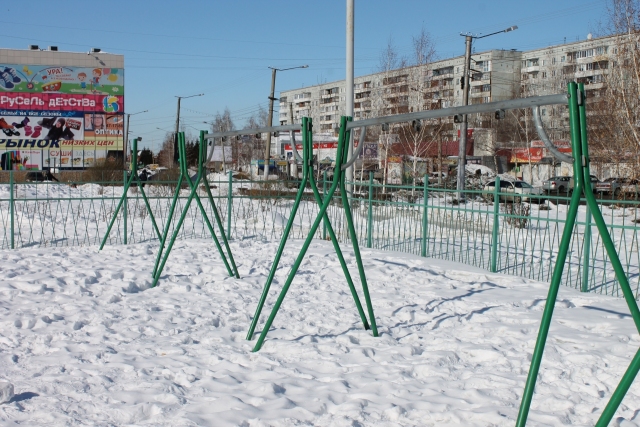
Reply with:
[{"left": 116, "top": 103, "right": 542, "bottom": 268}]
[
  {"left": 516, "top": 82, "right": 586, "bottom": 427},
  {"left": 227, "top": 170, "right": 233, "bottom": 240},
  {"left": 491, "top": 176, "right": 500, "bottom": 273},
  {"left": 151, "top": 134, "right": 186, "bottom": 279},
  {"left": 253, "top": 117, "right": 356, "bottom": 351},
  {"left": 246, "top": 118, "right": 313, "bottom": 341},
  {"left": 197, "top": 134, "right": 239, "bottom": 278},
  {"left": 152, "top": 133, "right": 234, "bottom": 286},
  {"left": 247, "top": 117, "right": 310, "bottom": 342},
  {"left": 99, "top": 161, "right": 136, "bottom": 250},
  {"left": 322, "top": 169, "right": 327, "bottom": 241},
  {"left": 123, "top": 170, "right": 128, "bottom": 245},
  {"left": 574, "top": 81, "right": 640, "bottom": 426},
  {"left": 576, "top": 82, "right": 640, "bottom": 332},
  {"left": 131, "top": 138, "right": 161, "bottom": 240},
  {"left": 306, "top": 121, "right": 371, "bottom": 332},
  {"left": 185, "top": 138, "right": 235, "bottom": 277},
  {"left": 339, "top": 119, "right": 378, "bottom": 337},
  {"left": 582, "top": 205, "right": 592, "bottom": 292},
  {"left": 367, "top": 171, "right": 373, "bottom": 249},
  {"left": 421, "top": 174, "right": 428, "bottom": 257},
  {"left": 595, "top": 347, "right": 640, "bottom": 427},
  {"left": 9, "top": 170, "right": 14, "bottom": 249}
]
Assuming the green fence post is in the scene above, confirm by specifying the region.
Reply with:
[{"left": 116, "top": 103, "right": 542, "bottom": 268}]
[
  {"left": 227, "top": 170, "right": 232, "bottom": 240},
  {"left": 421, "top": 174, "right": 428, "bottom": 257},
  {"left": 10, "top": 170, "right": 14, "bottom": 249},
  {"left": 323, "top": 170, "right": 327, "bottom": 241},
  {"left": 367, "top": 171, "right": 373, "bottom": 248},
  {"left": 490, "top": 176, "right": 500, "bottom": 273},
  {"left": 582, "top": 205, "right": 592, "bottom": 292},
  {"left": 123, "top": 170, "right": 128, "bottom": 245}
]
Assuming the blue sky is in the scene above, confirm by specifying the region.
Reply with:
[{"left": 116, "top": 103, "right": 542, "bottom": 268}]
[{"left": 1, "top": 0, "right": 608, "bottom": 152}]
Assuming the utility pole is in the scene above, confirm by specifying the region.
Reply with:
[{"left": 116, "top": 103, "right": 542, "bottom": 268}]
[
  {"left": 456, "top": 25, "right": 517, "bottom": 199},
  {"left": 456, "top": 35, "right": 473, "bottom": 200},
  {"left": 264, "top": 68, "right": 278, "bottom": 180},
  {"left": 174, "top": 93, "right": 204, "bottom": 166},
  {"left": 289, "top": 102, "right": 297, "bottom": 179},
  {"left": 174, "top": 98, "right": 181, "bottom": 165},
  {"left": 345, "top": 0, "right": 354, "bottom": 194},
  {"left": 263, "top": 65, "right": 308, "bottom": 180}
]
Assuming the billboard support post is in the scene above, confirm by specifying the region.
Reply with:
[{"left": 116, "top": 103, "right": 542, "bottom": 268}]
[{"left": 9, "top": 170, "right": 14, "bottom": 249}]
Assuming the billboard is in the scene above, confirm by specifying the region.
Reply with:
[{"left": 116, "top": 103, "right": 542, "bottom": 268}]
[
  {"left": 0, "top": 64, "right": 123, "bottom": 95},
  {"left": 0, "top": 63, "right": 124, "bottom": 170}
]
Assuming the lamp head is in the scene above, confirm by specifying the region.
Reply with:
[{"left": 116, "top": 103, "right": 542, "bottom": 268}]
[{"left": 505, "top": 25, "right": 518, "bottom": 32}]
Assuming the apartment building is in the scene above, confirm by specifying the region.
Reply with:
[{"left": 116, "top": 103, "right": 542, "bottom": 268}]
[{"left": 279, "top": 34, "right": 616, "bottom": 157}]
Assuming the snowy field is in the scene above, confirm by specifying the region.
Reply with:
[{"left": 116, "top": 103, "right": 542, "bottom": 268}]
[{"left": 1, "top": 238, "right": 640, "bottom": 426}]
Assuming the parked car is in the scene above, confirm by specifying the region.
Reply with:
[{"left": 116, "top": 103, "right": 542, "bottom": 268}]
[
  {"left": 569, "top": 174, "right": 600, "bottom": 192},
  {"left": 542, "top": 176, "right": 572, "bottom": 193},
  {"left": 483, "top": 179, "right": 544, "bottom": 203},
  {"left": 595, "top": 177, "right": 624, "bottom": 196}
]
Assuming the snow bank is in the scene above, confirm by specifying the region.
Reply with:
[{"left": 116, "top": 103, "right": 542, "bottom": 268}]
[{"left": 0, "top": 239, "right": 639, "bottom": 425}]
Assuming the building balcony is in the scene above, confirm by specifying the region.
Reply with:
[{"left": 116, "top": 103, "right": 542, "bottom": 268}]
[{"left": 522, "top": 65, "right": 540, "bottom": 73}]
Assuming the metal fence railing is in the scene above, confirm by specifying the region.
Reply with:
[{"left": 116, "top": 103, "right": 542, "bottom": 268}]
[{"left": 2, "top": 171, "right": 640, "bottom": 300}]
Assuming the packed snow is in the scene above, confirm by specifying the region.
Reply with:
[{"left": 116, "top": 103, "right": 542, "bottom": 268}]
[{"left": 1, "top": 238, "right": 640, "bottom": 426}]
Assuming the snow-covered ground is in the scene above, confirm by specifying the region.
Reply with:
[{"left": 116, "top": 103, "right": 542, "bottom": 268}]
[{"left": 1, "top": 238, "right": 639, "bottom": 426}]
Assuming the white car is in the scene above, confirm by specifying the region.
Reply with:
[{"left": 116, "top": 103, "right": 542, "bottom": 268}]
[{"left": 483, "top": 179, "right": 545, "bottom": 203}]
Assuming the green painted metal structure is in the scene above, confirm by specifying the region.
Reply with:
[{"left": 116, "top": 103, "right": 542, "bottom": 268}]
[
  {"left": 247, "top": 117, "right": 378, "bottom": 352},
  {"left": 151, "top": 131, "right": 239, "bottom": 288},
  {"left": 516, "top": 82, "right": 640, "bottom": 426},
  {"left": 99, "top": 137, "right": 161, "bottom": 250}
]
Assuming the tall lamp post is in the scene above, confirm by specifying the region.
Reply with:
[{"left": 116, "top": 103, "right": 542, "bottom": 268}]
[
  {"left": 457, "top": 25, "right": 517, "bottom": 199},
  {"left": 125, "top": 109, "right": 148, "bottom": 166},
  {"left": 264, "top": 65, "right": 308, "bottom": 179},
  {"left": 175, "top": 93, "right": 204, "bottom": 164}
]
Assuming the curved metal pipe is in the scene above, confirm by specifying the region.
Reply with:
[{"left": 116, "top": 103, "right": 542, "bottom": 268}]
[
  {"left": 290, "top": 130, "right": 302, "bottom": 162},
  {"left": 533, "top": 106, "right": 573, "bottom": 164},
  {"left": 341, "top": 126, "right": 366, "bottom": 170}
]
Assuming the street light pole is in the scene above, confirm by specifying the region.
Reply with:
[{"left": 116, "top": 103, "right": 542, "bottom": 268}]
[
  {"left": 457, "top": 25, "right": 517, "bottom": 199},
  {"left": 264, "top": 65, "right": 308, "bottom": 179},
  {"left": 125, "top": 109, "right": 148, "bottom": 167},
  {"left": 175, "top": 93, "right": 204, "bottom": 165},
  {"left": 345, "top": 0, "right": 355, "bottom": 194}
]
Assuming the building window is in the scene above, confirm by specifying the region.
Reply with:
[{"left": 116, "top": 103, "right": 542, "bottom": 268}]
[
  {"left": 561, "top": 56, "right": 566, "bottom": 62},
  {"left": 542, "top": 71, "right": 547, "bottom": 78},
  {"left": 552, "top": 57, "right": 556, "bottom": 64}
]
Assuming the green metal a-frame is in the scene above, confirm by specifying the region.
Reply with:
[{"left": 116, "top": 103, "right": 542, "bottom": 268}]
[
  {"left": 151, "top": 131, "right": 239, "bottom": 288},
  {"left": 516, "top": 82, "right": 640, "bottom": 426},
  {"left": 246, "top": 117, "right": 378, "bottom": 352},
  {"left": 99, "top": 137, "right": 161, "bottom": 250}
]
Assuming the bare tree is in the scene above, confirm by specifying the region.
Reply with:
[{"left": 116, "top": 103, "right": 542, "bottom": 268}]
[
  {"left": 594, "top": 0, "right": 640, "bottom": 175},
  {"left": 156, "top": 132, "right": 175, "bottom": 168},
  {"left": 240, "top": 106, "right": 270, "bottom": 171}
]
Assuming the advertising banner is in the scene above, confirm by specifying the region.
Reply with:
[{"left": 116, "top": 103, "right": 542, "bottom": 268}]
[
  {"left": 0, "top": 110, "right": 123, "bottom": 170},
  {"left": 0, "top": 64, "right": 124, "bottom": 95},
  {"left": 530, "top": 139, "right": 573, "bottom": 154},
  {"left": 511, "top": 148, "right": 543, "bottom": 163},
  {"left": 361, "top": 142, "right": 378, "bottom": 159},
  {"left": 0, "top": 93, "right": 123, "bottom": 113}
]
